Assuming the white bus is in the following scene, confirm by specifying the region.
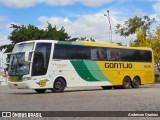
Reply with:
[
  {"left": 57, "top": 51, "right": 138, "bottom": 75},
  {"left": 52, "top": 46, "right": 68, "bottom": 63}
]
[{"left": 8, "top": 40, "right": 154, "bottom": 93}]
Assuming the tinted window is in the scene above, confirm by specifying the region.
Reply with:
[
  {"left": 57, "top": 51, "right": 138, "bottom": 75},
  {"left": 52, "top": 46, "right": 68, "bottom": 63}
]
[
  {"left": 119, "top": 49, "right": 152, "bottom": 62},
  {"left": 91, "top": 47, "right": 108, "bottom": 60},
  {"left": 53, "top": 44, "right": 91, "bottom": 60},
  {"left": 32, "top": 43, "right": 51, "bottom": 76},
  {"left": 53, "top": 44, "right": 152, "bottom": 62}
]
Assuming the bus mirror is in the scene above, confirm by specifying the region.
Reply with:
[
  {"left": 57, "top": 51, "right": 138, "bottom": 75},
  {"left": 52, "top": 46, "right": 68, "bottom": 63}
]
[
  {"left": 25, "top": 51, "right": 32, "bottom": 62},
  {"left": 2, "top": 52, "right": 11, "bottom": 64}
]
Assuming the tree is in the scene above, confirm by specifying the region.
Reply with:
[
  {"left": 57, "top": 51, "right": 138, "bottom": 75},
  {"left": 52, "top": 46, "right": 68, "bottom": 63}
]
[
  {"left": 9, "top": 24, "right": 44, "bottom": 44},
  {"left": 129, "top": 26, "right": 160, "bottom": 63},
  {"left": 0, "top": 23, "right": 71, "bottom": 53},
  {"left": 116, "top": 16, "right": 160, "bottom": 71},
  {"left": 42, "top": 23, "right": 70, "bottom": 41},
  {"left": 116, "top": 16, "right": 155, "bottom": 39},
  {"left": 151, "top": 27, "right": 160, "bottom": 62},
  {"left": 68, "top": 37, "right": 95, "bottom": 42},
  {"left": 116, "top": 42, "right": 123, "bottom": 46}
]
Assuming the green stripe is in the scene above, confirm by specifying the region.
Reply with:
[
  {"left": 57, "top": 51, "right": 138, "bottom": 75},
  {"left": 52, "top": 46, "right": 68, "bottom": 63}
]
[
  {"left": 70, "top": 60, "right": 109, "bottom": 82},
  {"left": 83, "top": 61, "right": 109, "bottom": 81},
  {"left": 58, "top": 41, "right": 84, "bottom": 45}
]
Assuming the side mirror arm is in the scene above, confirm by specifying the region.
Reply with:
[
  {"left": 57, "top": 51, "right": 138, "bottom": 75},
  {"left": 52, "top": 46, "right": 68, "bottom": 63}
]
[{"left": 25, "top": 51, "right": 34, "bottom": 62}]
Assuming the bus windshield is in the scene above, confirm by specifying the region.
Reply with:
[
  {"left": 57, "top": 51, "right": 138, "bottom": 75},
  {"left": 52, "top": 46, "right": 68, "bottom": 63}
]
[{"left": 8, "top": 42, "right": 34, "bottom": 76}]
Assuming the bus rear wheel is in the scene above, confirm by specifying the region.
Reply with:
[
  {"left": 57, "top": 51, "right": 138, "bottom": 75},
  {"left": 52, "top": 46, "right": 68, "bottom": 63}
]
[
  {"left": 131, "top": 77, "right": 140, "bottom": 88},
  {"left": 122, "top": 76, "right": 131, "bottom": 89},
  {"left": 34, "top": 89, "right": 47, "bottom": 93},
  {"left": 51, "top": 78, "right": 66, "bottom": 93}
]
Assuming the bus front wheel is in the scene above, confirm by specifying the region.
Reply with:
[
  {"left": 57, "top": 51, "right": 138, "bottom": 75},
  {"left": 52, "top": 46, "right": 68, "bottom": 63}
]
[
  {"left": 51, "top": 78, "right": 66, "bottom": 93},
  {"left": 131, "top": 77, "right": 140, "bottom": 88},
  {"left": 122, "top": 76, "right": 131, "bottom": 89},
  {"left": 34, "top": 89, "right": 47, "bottom": 93}
]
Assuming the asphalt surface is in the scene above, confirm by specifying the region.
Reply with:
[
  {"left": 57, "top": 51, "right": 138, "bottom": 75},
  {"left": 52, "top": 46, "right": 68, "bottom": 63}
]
[{"left": 0, "top": 84, "right": 160, "bottom": 120}]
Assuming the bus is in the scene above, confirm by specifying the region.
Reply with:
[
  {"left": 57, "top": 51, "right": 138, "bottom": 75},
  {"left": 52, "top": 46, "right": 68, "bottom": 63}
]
[{"left": 8, "top": 40, "right": 154, "bottom": 93}]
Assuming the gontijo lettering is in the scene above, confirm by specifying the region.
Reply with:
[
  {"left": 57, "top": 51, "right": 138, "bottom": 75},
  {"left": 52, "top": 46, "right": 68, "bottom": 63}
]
[{"left": 105, "top": 63, "right": 132, "bottom": 69}]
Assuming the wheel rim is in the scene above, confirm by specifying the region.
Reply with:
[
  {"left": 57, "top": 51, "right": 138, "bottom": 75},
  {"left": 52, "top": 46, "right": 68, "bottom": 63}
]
[
  {"left": 124, "top": 81, "right": 128, "bottom": 86},
  {"left": 124, "top": 80, "right": 129, "bottom": 86},
  {"left": 55, "top": 81, "right": 62, "bottom": 89},
  {"left": 123, "top": 77, "right": 130, "bottom": 88},
  {"left": 133, "top": 78, "right": 140, "bottom": 87}
]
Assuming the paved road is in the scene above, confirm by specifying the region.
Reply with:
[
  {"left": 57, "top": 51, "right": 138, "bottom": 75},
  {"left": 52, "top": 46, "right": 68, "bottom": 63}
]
[{"left": 0, "top": 84, "right": 160, "bottom": 120}]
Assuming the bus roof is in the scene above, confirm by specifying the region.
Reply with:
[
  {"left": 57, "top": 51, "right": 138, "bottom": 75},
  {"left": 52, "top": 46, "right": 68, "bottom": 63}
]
[
  {"left": 16, "top": 40, "right": 152, "bottom": 51},
  {"left": 57, "top": 40, "right": 152, "bottom": 51}
]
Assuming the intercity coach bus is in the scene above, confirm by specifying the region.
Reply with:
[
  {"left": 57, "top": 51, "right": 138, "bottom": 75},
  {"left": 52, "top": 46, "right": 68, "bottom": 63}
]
[{"left": 8, "top": 40, "right": 154, "bottom": 93}]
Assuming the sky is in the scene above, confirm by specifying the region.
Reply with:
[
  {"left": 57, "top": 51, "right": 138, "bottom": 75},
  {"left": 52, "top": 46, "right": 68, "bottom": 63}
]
[{"left": 0, "top": 0, "right": 160, "bottom": 48}]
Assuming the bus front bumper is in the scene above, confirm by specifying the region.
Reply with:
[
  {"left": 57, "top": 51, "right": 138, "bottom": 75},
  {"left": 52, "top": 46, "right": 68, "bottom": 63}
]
[{"left": 8, "top": 81, "right": 32, "bottom": 89}]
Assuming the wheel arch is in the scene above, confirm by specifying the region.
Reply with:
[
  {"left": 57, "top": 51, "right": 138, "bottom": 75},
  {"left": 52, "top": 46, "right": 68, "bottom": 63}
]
[{"left": 123, "top": 75, "right": 131, "bottom": 81}]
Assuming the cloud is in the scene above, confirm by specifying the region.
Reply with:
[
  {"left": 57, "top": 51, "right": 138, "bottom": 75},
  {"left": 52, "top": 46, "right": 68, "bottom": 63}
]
[
  {"left": 38, "top": 10, "right": 133, "bottom": 45},
  {"left": 153, "top": 2, "right": 160, "bottom": 20},
  {"left": 0, "top": 34, "right": 10, "bottom": 60},
  {"left": 153, "top": 2, "right": 160, "bottom": 13},
  {"left": 44, "top": 0, "right": 74, "bottom": 6},
  {"left": 0, "top": 34, "right": 10, "bottom": 45},
  {"left": 75, "top": 0, "right": 113, "bottom": 7},
  {"left": 0, "top": 16, "right": 7, "bottom": 22},
  {"left": 38, "top": 16, "right": 70, "bottom": 29},
  {"left": 0, "top": 0, "right": 113, "bottom": 8},
  {"left": 0, "top": 0, "right": 41, "bottom": 8},
  {"left": 0, "top": 22, "right": 20, "bottom": 46},
  {"left": 152, "top": 2, "right": 160, "bottom": 21}
]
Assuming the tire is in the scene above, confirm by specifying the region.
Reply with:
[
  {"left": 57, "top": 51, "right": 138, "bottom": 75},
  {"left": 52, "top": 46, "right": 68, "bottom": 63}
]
[
  {"left": 34, "top": 89, "right": 47, "bottom": 93},
  {"left": 51, "top": 78, "right": 66, "bottom": 93},
  {"left": 122, "top": 76, "right": 131, "bottom": 89},
  {"left": 101, "top": 86, "right": 112, "bottom": 90},
  {"left": 131, "top": 77, "right": 140, "bottom": 88}
]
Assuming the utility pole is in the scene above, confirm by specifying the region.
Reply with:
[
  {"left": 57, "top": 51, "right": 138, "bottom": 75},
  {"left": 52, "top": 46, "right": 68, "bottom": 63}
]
[{"left": 104, "top": 10, "right": 112, "bottom": 43}]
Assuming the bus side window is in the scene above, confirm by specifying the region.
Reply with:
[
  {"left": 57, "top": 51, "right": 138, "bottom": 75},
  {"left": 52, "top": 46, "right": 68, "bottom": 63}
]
[
  {"left": 106, "top": 50, "right": 111, "bottom": 60},
  {"left": 111, "top": 50, "right": 120, "bottom": 61},
  {"left": 96, "top": 49, "right": 102, "bottom": 60},
  {"left": 91, "top": 48, "right": 98, "bottom": 60},
  {"left": 96, "top": 48, "right": 107, "bottom": 60}
]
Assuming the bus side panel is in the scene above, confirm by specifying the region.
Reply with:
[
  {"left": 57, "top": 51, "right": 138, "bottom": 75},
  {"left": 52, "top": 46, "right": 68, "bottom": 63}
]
[
  {"left": 96, "top": 61, "right": 155, "bottom": 86},
  {"left": 50, "top": 60, "right": 87, "bottom": 87},
  {"left": 96, "top": 61, "right": 133, "bottom": 86},
  {"left": 142, "top": 71, "right": 154, "bottom": 84},
  {"left": 70, "top": 60, "right": 112, "bottom": 87}
]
